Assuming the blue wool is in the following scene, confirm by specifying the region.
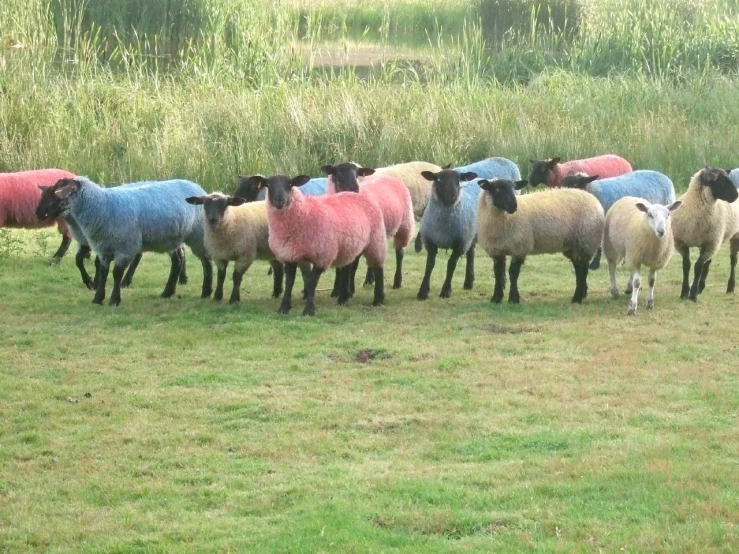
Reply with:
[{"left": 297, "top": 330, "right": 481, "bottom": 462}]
[
  {"left": 420, "top": 181, "right": 481, "bottom": 253},
  {"left": 587, "top": 170, "right": 676, "bottom": 213},
  {"left": 65, "top": 177, "right": 208, "bottom": 263},
  {"left": 253, "top": 177, "right": 327, "bottom": 201},
  {"left": 454, "top": 157, "right": 521, "bottom": 181},
  {"left": 730, "top": 168, "right": 739, "bottom": 187}
]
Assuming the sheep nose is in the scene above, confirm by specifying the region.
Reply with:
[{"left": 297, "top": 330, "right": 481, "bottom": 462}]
[{"left": 657, "top": 230, "right": 665, "bottom": 238}]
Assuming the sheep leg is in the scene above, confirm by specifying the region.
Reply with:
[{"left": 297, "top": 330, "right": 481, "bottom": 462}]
[
  {"left": 331, "top": 268, "right": 341, "bottom": 298},
  {"left": 589, "top": 248, "right": 602, "bottom": 270},
  {"left": 491, "top": 256, "right": 506, "bottom": 304},
  {"left": 364, "top": 263, "right": 375, "bottom": 287},
  {"left": 608, "top": 261, "right": 619, "bottom": 298},
  {"left": 627, "top": 270, "right": 641, "bottom": 315},
  {"left": 372, "top": 267, "right": 385, "bottom": 306},
  {"left": 571, "top": 259, "right": 588, "bottom": 304},
  {"left": 414, "top": 231, "right": 423, "bottom": 253},
  {"left": 92, "top": 258, "right": 110, "bottom": 305},
  {"left": 76, "top": 245, "right": 95, "bottom": 290},
  {"left": 270, "top": 260, "right": 284, "bottom": 298},
  {"left": 109, "top": 262, "right": 130, "bottom": 306},
  {"left": 439, "top": 246, "right": 464, "bottom": 299},
  {"left": 302, "top": 266, "right": 324, "bottom": 316},
  {"left": 213, "top": 261, "right": 228, "bottom": 301},
  {"left": 337, "top": 265, "right": 352, "bottom": 305},
  {"left": 698, "top": 259, "right": 711, "bottom": 294},
  {"left": 299, "top": 264, "right": 310, "bottom": 299},
  {"left": 92, "top": 256, "right": 101, "bottom": 289},
  {"left": 463, "top": 243, "right": 475, "bottom": 290},
  {"left": 646, "top": 269, "right": 657, "bottom": 309},
  {"left": 350, "top": 257, "right": 360, "bottom": 297},
  {"left": 508, "top": 257, "right": 524, "bottom": 304},
  {"left": 178, "top": 249, "right": 188, "bottom": 285},
  {"left": 278, "top": 263, "right": 297, "bottom": 314},
  {"left": 121, "top": 252, "right": 143, "bottom": 288},
  {"left": 200, "top": 257, "right": 213, "bottom": 298},
  {"left": 52, "top": 234, "right": 72, "bottom": 261},
  {"left": 229, "top": 266, "right": 245, "bottom": 304},
  {"left": 728, "top": 240, "right": 738, "bottom": 293},
  {"left": 392, "top": 249, "right": 403, "bottom": 289},
  {"left": 417, "top": 243, "right": 437, "bottom": 300},
  {"left": 689, "top": 248, "right": 711, "bottom": 301},
  {"left": 161, "top": 249, "right": 184, "bottom": 298},
  {"left": 679, "top": 246, "right": 691, "bottom": 299}
]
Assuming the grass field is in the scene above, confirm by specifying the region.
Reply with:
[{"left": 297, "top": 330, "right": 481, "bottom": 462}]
[{"left": 1, "top": 230, "right": 738, "bottom": 552}]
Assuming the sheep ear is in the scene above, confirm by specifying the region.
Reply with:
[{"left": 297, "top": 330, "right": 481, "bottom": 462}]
[
  {"left": 291, "top": 175, "right": 311, "bottom": 188},
  {"left": 185, "top": 196, "right": 205, "bottom": 205},
  {"left": 54, "top": 182, "right": 78, "bottom": 199},
  {"left": 442, "top": 163, "right": 452, "bottom": 170},
  {"left": 667, "top": 200, "right": 682, "bottom": 212},
  {"left": 478, "top": 179, "right": 491, "bottom": 190},
  {"left": 548, "top": 157, "right": 561, "bottom": 167},
  {"left": 246, "top": 175, "right": 268, "bottom": 189},
  {"left": 358, "top": 167, "right": 375, "bottom": 177},
  {"left": 635, "top": 202, "right": 649, "bottom": 213},
  {"left": 460, "top": 172, "right": 478, "bottom": 182},
  {"left": 227, "top": 196, "right": 246, "bottom": 206},
  {"left": 321, "top": 165, "right": 336, "bottom": 176},
  {"left": 514, "top": 180, "right": 528, "bottom": 190},
  {"left": 585, "top": 175, "right": 599, "bottom": 184},
  {"left": 529, "top": 159, "right": 537, "bottom": 164},
  {"left": 421, "top": 171, "right": 436, "bottom": 181},
  {"left": 38, "top": 185, "right": 50, "bottom": 192}
]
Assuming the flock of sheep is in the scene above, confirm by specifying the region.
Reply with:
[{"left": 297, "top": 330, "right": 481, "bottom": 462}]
[{"left": 2, "top": 154, "right": 738, "bottom": 316}]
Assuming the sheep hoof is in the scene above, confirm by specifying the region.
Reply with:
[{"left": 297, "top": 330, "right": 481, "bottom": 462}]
[
  {"left": 228, "top": 298, "right": 240, "bottom": 305},
  {"left": 727, "top": 283, "right": 735, "bottom": 294},
  {"left": 491, "top": 295, "right": 503, "bottom": 304},
  {"left": 508, "top": 296, "right": 520, "bottom": 304},
  {"left": 201, "top": 289, "right": 213, "bottom": 299},
  {"left": 272, "top": 290, "right": 283, "bottom": 299},
  {"left": 417, "top": 289, "right": 429, "bottom": 300},
  {"left": 627, "top": 306, "right": 636, "bottom": 315},
  {"left": 213, "top": 293, "right": 223, "bottom": 302},
  {"left": 647, "top": 299, "right": 654, "bottom": 309},
  {"left": 108, "top": 297, "right": 121, "bottom": 307},
  {"left": 571, "top": 296, "right": 583, "bottom": 304},
  {"left": 439, "top": 289, "right": 451, "bottom": 299},
  {"left": 278, "top": 303, "right": 291, "bottom": 314},
  {"left": 161, "top": 290, "right": 175, "bottom": 298},
  {"left": 92, "top": 297, "right": 104, "bottom": 305},
  {"left": 610, "top": 288, "right": 620, "bottom": 299},
  {"left": 463, "top": 281, "right": 473, "bottom": 290},
  {"left": 372, "top": 298, "right": 384, "bottom": 307},
  {"left": 302, "top": 306, "right": 315, "bottom": 316},
  {"left": 179, "top": 276, "right": 189, "bottom": 285},
  {"left": 589, "top": 260, "right": 600, "bottom": 270}
]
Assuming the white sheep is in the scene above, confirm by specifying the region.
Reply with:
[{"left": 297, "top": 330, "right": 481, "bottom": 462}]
[
  {"left": 671, "top": 167, "right": 739, "bottom": 301},
  {"left": 603, "top": 197, "right": 682, "bottom": 315}
]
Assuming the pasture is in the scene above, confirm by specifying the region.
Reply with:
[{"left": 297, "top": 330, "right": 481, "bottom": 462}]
[{"left": 1, "top": 231, "right": 738, "bottom": 552}]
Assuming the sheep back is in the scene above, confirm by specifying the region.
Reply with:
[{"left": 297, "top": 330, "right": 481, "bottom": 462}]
[
  {"left": 587, "top": 170, "right": 676, "bottom": 214},
  {"left": 353, "top": 173, "right": 415, "bottom": 250},
  {"left": 241, "top": 177, "right": 327, "bottom": 202},
  {"left": 421, "top": 182, "right": 481, "bottom": 252},
  {"left": 477, "top": 188, "right": 604, "bottom": 259},
  {"left": 456, "top": 157, "right": 521, "bottom": 181},
  {"left": 0, "top": 169, "right": 74, "bottom": 235},
  {"left": 556, "top": 155, "right": 632, "bottom": 187},
  {"left": 376, "top": 161, "right": 442, "bottom": 218}
]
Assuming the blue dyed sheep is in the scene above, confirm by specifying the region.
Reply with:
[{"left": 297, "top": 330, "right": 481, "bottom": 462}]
[
  {"left": 417, "top": 168, "right": 480, "bottom": 299},
  {"left": 729, "top": 168, "right": 739, "bottom": 187},
  {"left": 235, "top": 175, "right": 327, "bottom": 202},
  {"left": 36, "top": 177, "right": 213, "bottom": 306},
  {"left": 562, "top": 170, "right": 676, "bottom": 269}
]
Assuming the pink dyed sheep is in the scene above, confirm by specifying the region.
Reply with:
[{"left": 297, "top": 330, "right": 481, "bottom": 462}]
[
  {"left": 323, "top": 162, "right": 415, "bottom": 292},
  {"left": 0, "top": 169, "right": 75, "bottom": 259},
  {"left": 248, "top": 174, "right": 388, "bottom": 316},
  {"left": 529, "top": 155, "right": 632, "bottom": 188}
]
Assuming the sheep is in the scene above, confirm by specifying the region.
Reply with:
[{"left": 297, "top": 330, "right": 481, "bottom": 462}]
[
  {"left": 603, "top": 197, "right": 682, "bottom": 315},
  {"left": 258, "top": 173, "right": 387, "bottom": 316},
  {"left": 529, "top": 155, "right": 633, "bottom": 189},
  {"left": 37, "top": 180, "right": 187, "bottom": 290},
  {"left": 36, "top": 177, "right": 213, "bottom": 306},
  {"left": 322, "top": 162, "right": 415, "bottom": 293},
  {"left": 561, "top": 170, "right": 676, "bottom": 269},
  {"left": 235, "top": 175, "right": 327, "bottom": 202},
  {"left": 476, "top": 179, "right": 605, "bottom": 304},
  {"left": 0, "top": 169, "right": 75, "bottom": 261},
  {"left": 185, "top": 193, "right": 309, "bottom": 303},
  {"left": 671, "top": 167, "right": 739, "bottom": 301},
  {"left": 416, "top": 168, "right": 481, "bottom": 300},
  {"left": 729, "top": 168, "right": 739, "bottom": 187}
]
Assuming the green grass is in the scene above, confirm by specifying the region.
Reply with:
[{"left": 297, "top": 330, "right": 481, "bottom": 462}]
[{"left": 1, "top": 229, "right": 738, "bottom": 552}]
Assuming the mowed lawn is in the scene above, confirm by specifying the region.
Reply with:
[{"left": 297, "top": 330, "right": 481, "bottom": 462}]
[{"left": 0, "top": 230, "right": 737, "bottom": 553}]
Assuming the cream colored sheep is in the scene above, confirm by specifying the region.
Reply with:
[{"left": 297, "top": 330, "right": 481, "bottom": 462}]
[
  {"left": 603, "top": 197, "right": 682, "bottom": 315},
  {"left": 671, "top": 167, "right": 739, "bottom": 301},
  {"left": 476, "top": 179, "right": 604, "bottom": 304},
  {"left": 374, "top": 161, "right": 442, "bottom": 218}
]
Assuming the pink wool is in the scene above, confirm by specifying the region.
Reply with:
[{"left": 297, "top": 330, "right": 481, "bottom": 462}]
[
  {"left": 327, "top": 173, "right": 415, "bottom": 250},
  {"left": 0, "top": 169, "right": 74, "bottom": 236},
  {"left": 551, "top": 155, "right": 632, "bottom": 188},
  {"left": 268, "top": 188, "right": 387, "bottom": 270}
]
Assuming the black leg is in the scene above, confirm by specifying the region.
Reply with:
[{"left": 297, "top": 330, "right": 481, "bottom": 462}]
[
  {"left": 373, "top": 267, "right": 385, "bottom": 306},
  {"left": 393, "top": 249, "right": 403, "bottom": 289},
  {"left": 178, "top": 249, "right": 188, "bottom": 284},
  {"left": 200, "top": 257, "right": 213, "bottom": 298},
  {"left": 689, "top": 248, "right": 711, "bottom": 301},
  {"left": 161, "top": 249, "right": 184, "bottom": 298},
  {"left": 571, "top": 259, "right": 589, "bottom": 303},
  {"left": 229, "top": 267, "right": 244, "bottom": 304},
  {"left": 414, "top": 231, "right": 423, "bottom": 253},
  {"left": 463, "top": 244, "right": 475, "bottom": 290},
  {"left": 92, "top": 258, "right": 110, "bottom": 305},
  {"left": 52, "top": 234, "right": 71, "bottom": 260},
  {"left": 302, "top": 265, "right": 324, "bottom": 316},
  {"left": 109, "top": 263, "right": 127, "bottom": 306},
  {"left": 589, "top": 248, "right": 602, "bottom": 270},
  {"left": 121, "top": 252, "right": 142, "bottom": 288},
  {"left": 279, "top": 263, "right": 297, "bottom": 314},
  {"left": 417, "top": 243, "right": 437, "bottom": 300},
  {"left": 440, "top": 246, "right": 464, "bottom": 298},
  {"left": 214, "top": 262, "right": 227, "bottom": 301},
  {"left": 337, "top": 265, "right": 352, "bottom": 305},
  {"left": 728, "top": 243, "right": 738, "bottom": 293},
  {"left": 270, "top": 260, "right": 284, "bottom": 298},
  {"left": 364, "top": 264, "right": 375, "bottom": 287},
  {"left": 698, "top": 259, "right": 711, "bottom": 294},
  {"left": 508, "top": 257, "right": 524, "bottom": 304},
  {"left": 331, "top": 268, "right": 341, "bottom": 298},
  {"left": 350, "top": 257, "right": 360, "bottom": 297},
  {"left": 76, "top": 245, "right": 94, "bottom": 290},
  {"left": 299, "top": 264, "right": 309, "bottom": 299},
  {"left": 92, "top": 256, "right": 101, "bottom": 289},
  {"left": 492, "top": 256, "right": 506, "bottom": 303},
  {"left": 679, "top": 246, "right": 691, "bottom": 299}
]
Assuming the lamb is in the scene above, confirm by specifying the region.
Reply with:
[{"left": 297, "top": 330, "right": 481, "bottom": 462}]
[
  {"left": 416, "top": 168, "right": 480, "bottom": 300},
  {"left": 561, "top": 170, "right": 676, "bottom": 269},
  {"left": 37, "top": 180, "right": 187, "bottom": 290},
  {"left": 36, "top": 177, "right": 213, "bottom": 306},
  {"left": 258, "top": 173, "right": 387, "bottom": 316},
  {"left": 185, "top": 193, "right": 308, "bottom": 303},
  {"left": 671, "top": 167, "right": 739, "bottom": 301},
  {"left": 235, "top": 175, "right": 327, "bottom": 202},
  {"left": 603, "top": 197, "right": 682, "bottom": 315},
  {"left": 0, "top": 169, "right": 75, "bottom": 261},
  {"left": 529, "top": 154, "right": 632, "bottom": 188},
  {"left": 323, "top": 162, "right": 415, "bottom": 292},
  {"left": 476, "top": 179, "right": 605, "bottom": 304}
]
